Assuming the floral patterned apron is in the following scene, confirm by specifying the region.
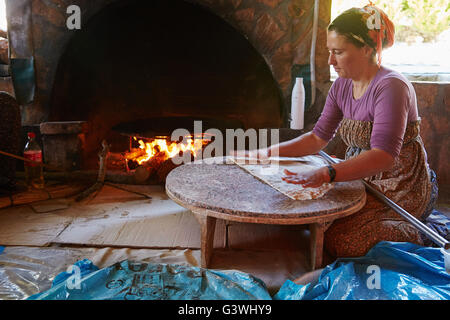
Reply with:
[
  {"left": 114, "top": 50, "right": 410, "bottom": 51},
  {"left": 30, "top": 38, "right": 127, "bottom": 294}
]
[{"left": 324, "top": 118, "right": 437, "bottom": 257}]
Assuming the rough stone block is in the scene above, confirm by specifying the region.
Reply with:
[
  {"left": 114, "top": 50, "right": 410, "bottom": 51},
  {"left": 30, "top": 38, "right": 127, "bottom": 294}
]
[
  {"left": 40, "top": 121, "right": 88, "bottom": 135},
  {"left": 437, "top": 140, "right": 450, "bottom": 186},
  {"left": 256, "top": 0, "right": 283, "bottom": 9},
  {"left": 40, "top": 121, "right": 88, "bottom": 171},
  {"left": 413, "top": 82, "right": 438, "bottom": 108},
  {"left": 233, "top": 7, "right": 255, "bottom": 35},
  {"left": 253, "top": 13, "right": 285, "bottom": 54},
  {"left": 271, "top": 42, "right": 292, "bottom": 91},
  {"left": 0, "top": 39, "right": 8, "bottom": 64},
  {"left": 444, "top": 84, "right": 450, "bottom": 108},
  {"left": 0, "top": 77, "right": 14, "bottom": 97}
]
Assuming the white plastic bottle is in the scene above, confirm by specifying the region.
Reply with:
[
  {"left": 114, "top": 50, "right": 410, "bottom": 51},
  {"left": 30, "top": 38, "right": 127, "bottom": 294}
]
[{"left": 290, "top": 77, "right": 305, "bottom": 130}]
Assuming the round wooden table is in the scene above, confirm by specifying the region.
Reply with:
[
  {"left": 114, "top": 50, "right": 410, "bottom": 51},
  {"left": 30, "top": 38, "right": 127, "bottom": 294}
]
[{"left": 165, "top": 156, "right": 366, "bottom": 270}]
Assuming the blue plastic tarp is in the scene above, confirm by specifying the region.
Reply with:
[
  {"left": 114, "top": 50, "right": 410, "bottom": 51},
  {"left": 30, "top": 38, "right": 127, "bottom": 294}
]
[
  {"left": 27, "top": 260, "right": 272, "bottom": 300},
  {"left": 25, "top": 241, "right": 450, "bottom": 300},
  {"left": 51, "top": 259, "right": 99, "bottom": 287},
  {"left": 274, "top": 241, "right": 450, "bottom": 300}
]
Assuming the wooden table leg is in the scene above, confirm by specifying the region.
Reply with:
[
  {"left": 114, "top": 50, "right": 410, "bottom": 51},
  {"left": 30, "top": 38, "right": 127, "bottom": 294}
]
[
  {"left": 309, "top": 222, "right": 332, "bottom": 270},
  {"left": 194, "top": 214, "right": 217, "bottom": 268}
]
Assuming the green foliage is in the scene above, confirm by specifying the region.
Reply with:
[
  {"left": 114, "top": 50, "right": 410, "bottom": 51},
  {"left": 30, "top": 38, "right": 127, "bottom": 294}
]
[
  {"left": 398, "top": 0, "right": 450, "bottom": 42},
  {"left": 333, "top": 0, "right": 450, "bottom": 43}
]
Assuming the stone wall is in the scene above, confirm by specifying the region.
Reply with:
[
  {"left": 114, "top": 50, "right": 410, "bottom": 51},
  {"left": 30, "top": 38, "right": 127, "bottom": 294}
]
[
  {"left": 19, "top": 0, "right": 331, "bottom": 127},
  {"left": 413, "top": 82, "right": 450, "bottom": 187},
  {"left": 0, "top": 77, "right": 14, "bottom": 95}
]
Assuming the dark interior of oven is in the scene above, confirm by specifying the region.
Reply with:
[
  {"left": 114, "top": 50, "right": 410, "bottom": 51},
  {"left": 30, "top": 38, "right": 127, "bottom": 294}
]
[{"left": 48, "top": 0, "right": 284, "bottom": 170}]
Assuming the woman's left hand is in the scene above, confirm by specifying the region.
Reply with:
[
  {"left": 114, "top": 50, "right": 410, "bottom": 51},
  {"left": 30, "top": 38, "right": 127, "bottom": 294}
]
[{"left": 281, "top": 167, "right": 329, "bottom": 188}]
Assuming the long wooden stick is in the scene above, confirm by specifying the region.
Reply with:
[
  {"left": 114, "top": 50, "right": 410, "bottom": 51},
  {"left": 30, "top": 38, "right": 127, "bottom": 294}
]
[
  {"left": 0, "top": 149, "right": 40, "bottom": 164},
  {"left": 0, "top": 149, "right": 64, "bottom": 171}
]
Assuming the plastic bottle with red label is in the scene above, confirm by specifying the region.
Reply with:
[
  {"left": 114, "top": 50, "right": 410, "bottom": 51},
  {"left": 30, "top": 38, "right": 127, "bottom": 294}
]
[{"left": 23, "top": 132, "right": 45, "bottom": 189}]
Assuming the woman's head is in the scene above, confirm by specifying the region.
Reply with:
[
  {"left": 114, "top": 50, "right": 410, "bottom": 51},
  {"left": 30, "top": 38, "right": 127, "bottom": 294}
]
[{"left": 327, "top": 4, "right": 395, "bottom": 69}]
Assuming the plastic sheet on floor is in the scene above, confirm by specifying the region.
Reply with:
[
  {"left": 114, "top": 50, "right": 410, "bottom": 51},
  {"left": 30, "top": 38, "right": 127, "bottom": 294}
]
[
  {"left": 0, "top": 246, "right": 201, "bottom": 300},
  {"left": 274, "top": 241, "right": 450, "bottom": 300},
  {"left": 3, "top": 242, "right": 450, "bottom": 300},
  {"left": 27, "top": 260, "right": 272, "bottom": 300},
  {"left": 0, "top": 246, "right": 87, "bottom": 300},
  {"left": 423, "top": 209, "right": 450, "bottom": 246}
]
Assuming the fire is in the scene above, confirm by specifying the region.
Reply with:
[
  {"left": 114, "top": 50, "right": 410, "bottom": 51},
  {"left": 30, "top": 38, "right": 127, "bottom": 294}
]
[{"left": 124, "top": 135, "right": 209, "bottom": 165}]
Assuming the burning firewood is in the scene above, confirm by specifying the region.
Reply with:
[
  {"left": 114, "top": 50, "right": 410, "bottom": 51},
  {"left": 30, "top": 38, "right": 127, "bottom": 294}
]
[
  {"left": 143, "top": 150, "right": 165, "bottom": 169},
  {"left": 121, "top": 135, "right": 210, "bottom": 184},
  {"left": 132, "top": 150, "right": 166, "bottom": 184},
  {"left": 134, "top": 165, "right": 151, "bottom": 184},
  {"left": 156, "top": 158, "right": 181, "bottom": 183},
  {"left": 107, "top": 152, "right": 128, "bottom": 171}
]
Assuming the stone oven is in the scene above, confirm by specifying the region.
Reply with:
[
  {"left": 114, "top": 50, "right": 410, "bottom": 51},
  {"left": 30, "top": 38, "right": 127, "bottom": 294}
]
[{"left": 5, "top": 0, "right": 331, "bottom": 173}]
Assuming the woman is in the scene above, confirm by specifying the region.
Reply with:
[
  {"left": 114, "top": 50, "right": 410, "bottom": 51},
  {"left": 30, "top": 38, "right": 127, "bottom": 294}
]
[{"left": 242, "top": 4, "right": 438, "bottom": 258}]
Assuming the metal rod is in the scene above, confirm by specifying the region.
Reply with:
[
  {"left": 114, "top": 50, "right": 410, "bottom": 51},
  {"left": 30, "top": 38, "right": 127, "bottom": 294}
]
[{"left": 318, "top": 150, "right": 450, "bottom": 250}]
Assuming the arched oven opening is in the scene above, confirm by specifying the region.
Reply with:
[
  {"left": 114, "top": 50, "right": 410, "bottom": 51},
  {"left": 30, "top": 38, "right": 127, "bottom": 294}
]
[{"left": 48, "top": 0, "right": 283, "bottom": 181}]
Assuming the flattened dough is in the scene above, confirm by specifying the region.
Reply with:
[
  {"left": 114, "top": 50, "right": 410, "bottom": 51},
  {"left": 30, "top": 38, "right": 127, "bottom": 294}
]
[{"left": 231, "top": 155, "right": 334, "bottom": 200}]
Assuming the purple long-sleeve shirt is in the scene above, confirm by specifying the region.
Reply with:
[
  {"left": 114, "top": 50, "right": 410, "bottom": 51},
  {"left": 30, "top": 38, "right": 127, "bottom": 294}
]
[{"left": 313, "top": 66, "right": 418, "bottom": 158}]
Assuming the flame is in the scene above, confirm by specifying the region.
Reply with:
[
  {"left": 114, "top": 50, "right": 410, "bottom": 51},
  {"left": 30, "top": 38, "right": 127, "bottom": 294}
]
[{"left": 124, "top": 135, "right": 209, "bottom": 165}]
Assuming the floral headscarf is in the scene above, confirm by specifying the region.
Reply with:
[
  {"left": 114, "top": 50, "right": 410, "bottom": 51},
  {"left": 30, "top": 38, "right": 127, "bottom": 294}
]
[
  {"left": 329, "top": 2, "right": 395, "bottom": 67},
  {"left": 359, "top": 2, "right": 395, "bottom": 66}
]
